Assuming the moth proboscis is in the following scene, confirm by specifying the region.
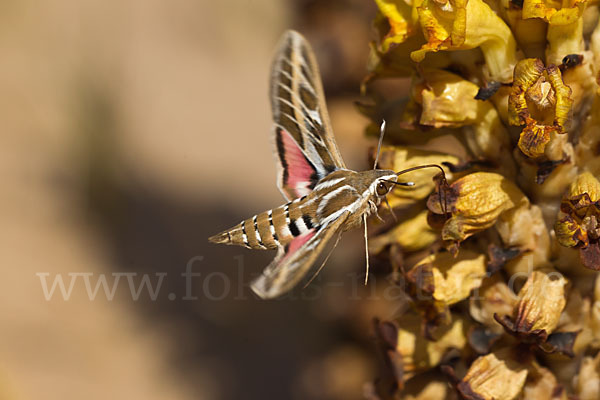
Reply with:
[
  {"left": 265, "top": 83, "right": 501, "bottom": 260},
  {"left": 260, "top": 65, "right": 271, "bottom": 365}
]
[{"left": 209, "top": 30, "right": 447, "bottom": 299}]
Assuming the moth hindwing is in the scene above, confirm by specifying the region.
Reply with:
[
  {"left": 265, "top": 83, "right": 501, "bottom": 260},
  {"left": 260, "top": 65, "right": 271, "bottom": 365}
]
[{"left": 208, "top": 30, "right": 400, "bottom": 299}]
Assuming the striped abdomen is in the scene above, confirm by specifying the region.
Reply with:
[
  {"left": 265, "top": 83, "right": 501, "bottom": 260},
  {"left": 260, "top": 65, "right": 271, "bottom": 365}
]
[{"left": 208, "top": 196, "right": 319, "bottom": 250}]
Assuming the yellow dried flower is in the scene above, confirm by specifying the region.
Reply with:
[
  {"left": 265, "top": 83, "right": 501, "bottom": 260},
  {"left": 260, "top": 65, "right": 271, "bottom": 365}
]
[
  {"left": 374, "top": 0, "right": 418, "bottom": 53},
  {"left": 455, "top": 348, "right": 529, "bottom": 400},
  {"left": 375, "top": 145, "right": 458, "bottom": 208},
  {"left": 509, "top": 58, "right": 573, "bottom": 158},
  {"left": 407, "top": 69, "right": 516, "bottom": 174},
  {"left": 469, "top": 275, "right": 518, "bottom": 334},
  {"left": 495, "top": 269, "right": 576, "bottom": 355},
  {"left": 395, "top": 313, "right": 467, "bottom": 378},
  {"left": 411, "top": 0, "right": 518, "bottom": 81},
  {"left": 522, "top": 0, "right": 588, "bottom": 25},
  {"left": 511, "top": 269, "right": 567, "bottom": 333},
  {"left": 369, "top": 209, "right": 438, "bottom": 253},
  {"left": 495, "top": 204, "right": 551, "bottom": 275},
  {"left": 417, "top": 70, "right": 482, "bottom": 128},
  {"left": 521, "top": 0, "right": 589, "bottom": 64},
  {"left": 555, "top": 171, "right": 600, "bottom": 270},
  {"left": 427, "top": 172, "right": 528, "bottom": 244},
  {"left": 411, "top": 250, "right": 486, "bottom": 306}
]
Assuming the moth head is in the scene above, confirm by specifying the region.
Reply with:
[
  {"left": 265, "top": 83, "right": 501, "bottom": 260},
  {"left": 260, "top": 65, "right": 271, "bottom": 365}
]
[{"left": 368, "top": 171, "right": 411, "bottom": 199}]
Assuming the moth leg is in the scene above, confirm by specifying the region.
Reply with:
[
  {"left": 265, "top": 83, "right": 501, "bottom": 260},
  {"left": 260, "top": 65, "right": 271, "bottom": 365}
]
[
  {"left": 363, "top": 214, "right": 370, "bottom": 285},
  {"left": 383, "top": 197, "right": 397, "bottom": 222},
  {"left": 303, "top": 230, "right": 343, "bottom": 289}
]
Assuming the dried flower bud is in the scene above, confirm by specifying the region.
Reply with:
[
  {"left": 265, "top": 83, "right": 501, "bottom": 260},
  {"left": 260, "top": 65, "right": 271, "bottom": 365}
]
[
  {"left": 495, "top": 269, "right": 574, "bottom": 355},
  {"left": 509, "top": 59, "right": 573, "bottom": 158},
  {"left": 454, "top": 347, "right": 529, "bottom": 400},
  {"left": 411, "top": 250, "right": 487, "bottom": 306},
  {"left": 427, "top": 172, "right": 528, "bottom": 244},
  {"left": 555, "top": 172, "right": 600, "bottom": 270},
  {"left": 411, "top": 0, "right": 518, "bottom": 82}
]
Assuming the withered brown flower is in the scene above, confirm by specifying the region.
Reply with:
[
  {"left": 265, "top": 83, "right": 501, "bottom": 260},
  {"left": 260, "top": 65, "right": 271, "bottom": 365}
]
[{"left": 555, "top": 171, "right": 600, "bottom": 270}]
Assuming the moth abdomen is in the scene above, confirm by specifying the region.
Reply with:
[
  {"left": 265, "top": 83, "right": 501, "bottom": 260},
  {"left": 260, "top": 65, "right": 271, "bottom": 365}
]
[{"left": 207, "top": 230, "right": 231, "bottom": 245}]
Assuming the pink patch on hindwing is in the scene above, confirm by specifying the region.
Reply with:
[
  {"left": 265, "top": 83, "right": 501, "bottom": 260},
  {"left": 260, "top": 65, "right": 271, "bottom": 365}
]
[
  {"left": 277, "top": 128, "right": 316, "bottom": 198},
  {"left": 282, "top": 229, "right": 316, "bottom": 262}
]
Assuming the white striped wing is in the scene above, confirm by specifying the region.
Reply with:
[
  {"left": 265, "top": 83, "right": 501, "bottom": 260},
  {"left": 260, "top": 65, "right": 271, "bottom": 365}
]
[{"left": 271, "top": 30, "right": 346, "bottom": 201}]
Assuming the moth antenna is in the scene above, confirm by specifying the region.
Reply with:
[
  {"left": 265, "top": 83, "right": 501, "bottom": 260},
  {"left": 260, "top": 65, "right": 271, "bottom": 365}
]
[
  {"left": 383, "top": 197, "right": 397, "bottom": 222},
  {"left": 373, "top": 120, "right": 386, "bottom": 170},
  {"left": 395, "top": 163, "right": 446, "bottom": 177},
  {"left": 303, "top": 231, "right": 343, "bottom": 289},
  {"left": 363, "top": 214, "right": 370, "bottom": 285}
]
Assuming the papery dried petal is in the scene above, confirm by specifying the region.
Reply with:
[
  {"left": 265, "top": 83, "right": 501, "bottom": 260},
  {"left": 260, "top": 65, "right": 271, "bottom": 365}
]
[
  {"left": 411, "top": 0, "right": 518, "bottom": 81},
  {"left": 374, "top": 0, "right": 418, "bottom": 52},
  {"left": 495, "top": 204, "right": 551, "bottom": 275},
  {"left": 565, "top": 171, "right": 600, "bottom": 202},
  {"left": 522, "top": 0, "right": 588, "bottom": 24},
  {"left": 509, "top": 58, "right": 545, "bottom": 126},
  {"left": 396, "top": 313, "right": 468, "bottom": 379},
  {"left": 470, "top": 275, "right": 518, "bottom": 334},
  {"left": 518, "top": 122, "right": 554, "bottom": 158},
  {"left": 495, "top": 269, "right": 569, "bottom": 349},
  {"left": 412, "top": 250, "right": 487, "bottom": 306},
  {"left": 456, "top": 348, "right": 529, "bottom": 400}
]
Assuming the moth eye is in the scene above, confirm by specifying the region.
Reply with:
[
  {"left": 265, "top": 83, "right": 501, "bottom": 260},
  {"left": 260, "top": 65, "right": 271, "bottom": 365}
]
[{"left": 376, "top": 182, "right": 389, "bottom": 196}]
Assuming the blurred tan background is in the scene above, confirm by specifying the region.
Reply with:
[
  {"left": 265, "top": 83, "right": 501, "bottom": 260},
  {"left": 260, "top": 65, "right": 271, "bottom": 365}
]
[{"left": 0, "top": 1, "right": 396, "bottom": 399}]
